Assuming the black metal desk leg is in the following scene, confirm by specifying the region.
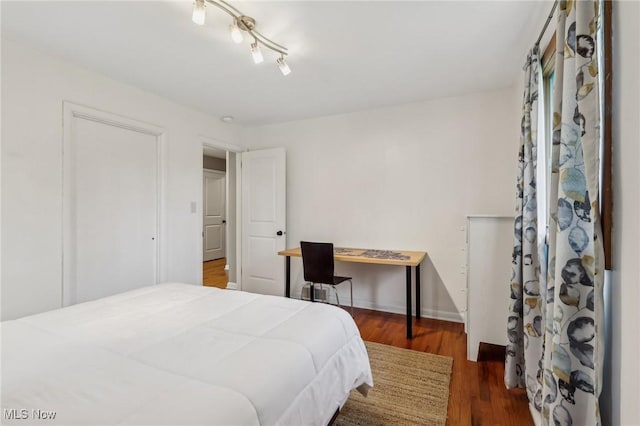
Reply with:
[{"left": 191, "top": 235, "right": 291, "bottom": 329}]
[
  {"left": 416, "top": 263, "right": 421, "bottom": 319},
  {"left": 406, "top": 266, "right": 413, "bottom": 339},
  {"left": 285, "top": 256, "right": 291, "bottom": 298}
]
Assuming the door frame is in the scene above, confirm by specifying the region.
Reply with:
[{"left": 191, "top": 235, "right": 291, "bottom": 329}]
[
  {"left": 201, "top": 136, "right": 243, "bottom": 289},
  {"left": 62, "top": 101, "right": 166, "bottom": 306}
]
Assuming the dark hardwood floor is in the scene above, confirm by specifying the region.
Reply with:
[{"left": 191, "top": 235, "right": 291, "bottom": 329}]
[{"left": 352, "top": 308, "right": 532, "bottom": 426}]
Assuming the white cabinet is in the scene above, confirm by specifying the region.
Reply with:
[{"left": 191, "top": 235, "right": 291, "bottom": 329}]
[{"left": 466, "top": 216, "right": 513, "bottom": 361}]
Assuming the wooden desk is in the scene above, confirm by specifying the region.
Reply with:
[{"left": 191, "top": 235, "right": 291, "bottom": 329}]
[{"left": 277, "top": 247, "right": 427, "bottom": 339}]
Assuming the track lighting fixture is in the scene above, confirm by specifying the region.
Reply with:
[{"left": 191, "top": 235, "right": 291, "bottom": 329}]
[
  {"left": 192, "top": 0, "right": 206, "bottom": 25},
  {"left": 191, "top": 0, "right": 290, "bottom": 76},
  {"left": 277, "top": 55, "right": 291, "bottom": 76}
]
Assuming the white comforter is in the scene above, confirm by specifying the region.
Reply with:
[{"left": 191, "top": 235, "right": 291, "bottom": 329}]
[{"left": 1, "top": 283, "right": 372, "bottom": 425}]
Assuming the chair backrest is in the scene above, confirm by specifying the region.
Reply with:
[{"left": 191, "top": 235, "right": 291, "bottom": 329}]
[{"left": 300, "top": 241, "right": 335, "bottom": 284}]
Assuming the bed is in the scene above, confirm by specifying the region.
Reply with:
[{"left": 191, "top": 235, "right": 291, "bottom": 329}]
[{"left": 1, "top": 283, "right": 373, "bottom": 425}]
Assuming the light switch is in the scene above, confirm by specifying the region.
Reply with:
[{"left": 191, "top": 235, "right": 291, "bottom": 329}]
[{"left": 190, "top": 201, "right": 197, "bottom": 214}]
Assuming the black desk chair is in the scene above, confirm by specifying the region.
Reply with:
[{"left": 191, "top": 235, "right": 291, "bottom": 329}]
[{"left": 300, "top": 241, "right": 353, "bottom": 316}]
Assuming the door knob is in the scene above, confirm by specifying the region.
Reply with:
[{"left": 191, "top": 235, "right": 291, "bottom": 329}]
[{"left": 276, "top": 230, "right": 284, "bottom": 236}]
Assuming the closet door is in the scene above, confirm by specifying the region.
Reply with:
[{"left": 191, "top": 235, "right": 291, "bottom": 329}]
[
  {"left": 203, "top": 170, "right": 226, "bottom": 261},
  {"left": 64, "top": 106, "right": 160, "bottom": 305}
]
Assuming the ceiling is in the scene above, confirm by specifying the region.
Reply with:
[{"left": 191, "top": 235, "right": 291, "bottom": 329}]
[{"left": 1, "top": 1, "right": 552, "bottom": 126}]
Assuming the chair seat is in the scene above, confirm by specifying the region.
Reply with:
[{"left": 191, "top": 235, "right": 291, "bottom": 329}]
[{"left": 332, "top": 276, "right": 352, "bottom": 285}]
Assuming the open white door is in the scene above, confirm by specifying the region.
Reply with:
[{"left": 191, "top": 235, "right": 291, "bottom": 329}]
[{"left": 241, "top": 148, "right": 286, "bottom": 296}]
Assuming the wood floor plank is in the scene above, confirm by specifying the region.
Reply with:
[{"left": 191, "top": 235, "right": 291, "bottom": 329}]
[
  {"left": 352, "top": 308, "right": 532, "bottom": 426},
  {"left": 202, "top": 258, "right": 227, "bottom": 288}
]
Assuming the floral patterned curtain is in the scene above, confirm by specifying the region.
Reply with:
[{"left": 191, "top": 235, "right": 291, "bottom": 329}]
[
  {"left": 505, "top": 46, "right": 543, "bottom": 396},
  {"left": 544, "top": 1, "right": 604, "bottom": 424},
  {"left": 506, "top": 1, "right": 604, "bottom": 425}
]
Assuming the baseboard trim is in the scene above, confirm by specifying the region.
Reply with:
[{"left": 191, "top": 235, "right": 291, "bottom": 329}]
[
  {"left": 226, "top": 282, "right": 238, "bottom": 290},
  {"left": 353, "top": 300, "right": 463, "bottom": 323}
]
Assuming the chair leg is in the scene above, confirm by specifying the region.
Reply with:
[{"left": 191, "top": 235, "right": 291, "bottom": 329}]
[{"left": 334, "top": 286, "right": 340, "bottom": 307}]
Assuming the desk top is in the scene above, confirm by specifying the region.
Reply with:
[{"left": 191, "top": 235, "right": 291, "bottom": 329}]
[{"left": 277, "top": 247, "right": 427, "bottom": 267}]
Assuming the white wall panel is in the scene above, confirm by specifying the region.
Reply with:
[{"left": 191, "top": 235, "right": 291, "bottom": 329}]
[
  {"left": 242, "top": 87, "right": 521, "bottom": 321},
  {"left": 1, "top": 39, "right": 240, "bottom": 320}
]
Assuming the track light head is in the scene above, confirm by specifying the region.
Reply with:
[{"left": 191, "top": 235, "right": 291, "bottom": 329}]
[
  {"left": 251, "top": 40, "right": 264, "bottom": 64},
  {"left": 229, "top": 19, "right": 243, "bottom": 44},
  {"left": 192, "top": 0, "right": 206, "bottom": 25},
  {"left": 277, "top": 56, "right": 291, "bottom": 76}
]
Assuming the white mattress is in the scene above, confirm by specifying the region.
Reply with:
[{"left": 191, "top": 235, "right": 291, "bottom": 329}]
[{"left": 1, "top": 283, "right": 373, "bottom": 425}]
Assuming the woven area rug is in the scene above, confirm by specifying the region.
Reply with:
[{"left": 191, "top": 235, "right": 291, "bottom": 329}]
[{"left": 335, "top": 341, "right": 453, "bottom": 426}]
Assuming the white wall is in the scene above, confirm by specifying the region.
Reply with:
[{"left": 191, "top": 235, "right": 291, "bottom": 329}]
[
  {"left": 1, "top": 39, "right": 240, "bottom": 320},
  {"left": 606, "top": 1, "right": 640, "bottom": 424},
  {"left": 242, "top": 87, "right": 519, "bottom": 320}
]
